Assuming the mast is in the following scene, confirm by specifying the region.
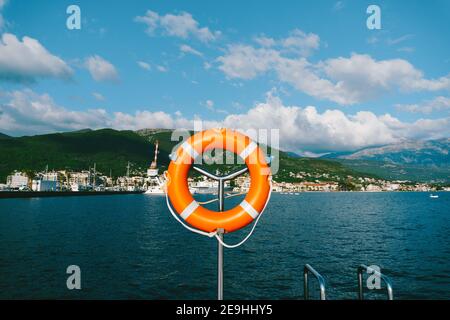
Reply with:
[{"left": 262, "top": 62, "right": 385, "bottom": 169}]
[
  {"left": 93, "top": 163, "right": 96, "bottom": 188},
  {"left": 150, "top": 140, "right": 159, "bottom": 169}
]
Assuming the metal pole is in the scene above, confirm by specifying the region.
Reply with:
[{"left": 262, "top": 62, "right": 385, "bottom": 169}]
[
  {"left": 357, "top": 265, "right": 393, "bottom": 300},
  {"left": 191, "top": 166, "right": 249, "bottom": 301},
  {"left": 303, "top": 269, "right": 309, "bottom": 300},
  {"left": 304, "top": 264, "right": 326, "bottom": 300},
  {"left": 358, "top": 267, "right": 364, "bottom": 300},
  {"left": 217, "top": 179, "right": 225, "bottom": 300}
]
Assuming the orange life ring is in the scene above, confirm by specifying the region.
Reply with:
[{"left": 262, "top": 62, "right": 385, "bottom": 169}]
[{"left": 166, "top": 128, "right": 271, "bottom": 233}]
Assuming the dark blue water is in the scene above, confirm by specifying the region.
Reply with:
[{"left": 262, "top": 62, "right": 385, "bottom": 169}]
[{"left": 0, "top": 192, "right": 449, "bottom": 300}]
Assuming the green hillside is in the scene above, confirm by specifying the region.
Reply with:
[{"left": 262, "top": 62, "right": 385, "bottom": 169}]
[
  {"left": 0, "top": 128, "right": 375, "bottom": 183},
  {"left": 0, "top": 129, "right": 159, "bottom": 181}
]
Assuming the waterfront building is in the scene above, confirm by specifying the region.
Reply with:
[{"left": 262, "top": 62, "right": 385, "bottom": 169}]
[
  {"left": 234, "top": 175, "right": 250, "bottom": 192},
  {"left": 31, "top": 179, "right": 58, "bottom": 192},
  {"left": 31, "top": 170, "right": 66, "bottom": 192},
  {"left": 6, "top": 172, "right": 29, "bottom": 189},
  {"left": 68, "top": 171, "right": 91, "bottom": 191},
  {"left": 0, "top": 183, "right": 9, "bottom": 191},
  {"left": 365, "top": 184, "right": 383, "bottom": 192}
]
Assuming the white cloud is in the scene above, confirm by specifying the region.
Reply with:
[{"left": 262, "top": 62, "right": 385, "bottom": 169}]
[
  {"left": 387, "top": 34, "right": 414, "bottom": 45},
  {"left": 253, "top": 29, "right": 320, "bottom": 56},
  {"left": 84, "top": 55, "right": 119, "bottom": 82},
  {"left": 156, "top": 65, "right": 168, "bottom": 72},
  {"left": 0, "top": 89, "right": 109, "bottom": 134},
  {"left": 135, "top": 10, "right": 220, "bottom": 42},
  {"left": 275, "top": 57, "right": 354, "bottom": 105},
  {"left": 0, "top": 89, "right": 204, "bottom": 136},
  {"left": 367, "top": 36, "right": 379, "bottom": 44},
  {"left": 1, "top": 89, "right": 448, "bottom": 153},
  {"left": 397, "top": 47, "right": 415, "bottom": 53},
  {"left": 220, "top": 92, "right": 450, "bottom": 152},
  {"left": 254, "top": 36, "right": 276, "bottom": 47},
  {"left": 92, "top": 92, "right": 105, "bottom": 101},
  {"left": 217, "top": 44, "right": 280, "bottom": 79},
  {"left": 203, "top": 61, "right": 212, "bottom": 70},
  {"left": 205, "top": 99, "right": 214, "bottom": 109},
  {"left": 218, "top": 41, "right": 450, "bottom": 105},
  {"left": 0, "top": 33, "right": 73, "bottom": 82},
  {"left": 281, "top": 29, "right": 320, "bottom": 56},
  {"left": 321, "top": 54, "right": 450, "bottom": 95},
  {"left": 137, "top": 61, "right": 151, "bottom": 71},
  {"left": 395, "top": 96, "right": 450, "bottom": 114},
  {"left": 333, "top": 1, "right": 345, "bottom": 11},
  {"left": 180, "top": 44, "right": 203, "bottom": 57},
  {"left": 203, "top": 99, "right": 228, "bottom": 115}
]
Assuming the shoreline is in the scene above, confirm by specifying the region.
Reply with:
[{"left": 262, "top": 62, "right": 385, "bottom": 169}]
[
  {"left": 0, "top": 190, "right": 145, "bottom": 199},
  {"left": 0, "top": 190, "right": 446, "bottom": 199}
]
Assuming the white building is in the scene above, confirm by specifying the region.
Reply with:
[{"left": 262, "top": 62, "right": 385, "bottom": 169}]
[
  {"left": 32, "top": 179, "right": 58, "bottom": 192},
  {"left": 385, "top": 183, "right": 400, "bottom": 191},
  {"left": 365, "top": 184, "right": 383, "bottom": 192},
  {"left": 7, "top": 172, "right": 29, "bottom": 189},
  {"left": 68, "top": 171, "right": 91, "bottom": 191},
  {"left": 0, "top": 183, "right": 9, "bottom": 191}
]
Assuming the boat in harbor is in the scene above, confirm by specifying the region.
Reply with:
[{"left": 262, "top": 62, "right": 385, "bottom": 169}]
[{"left": 430, "top": 194, "right": 439, "bottom": 198}]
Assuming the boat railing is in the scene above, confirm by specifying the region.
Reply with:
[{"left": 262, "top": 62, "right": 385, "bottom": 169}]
[
  {"left": 303, "top": 264, "right": 326, "bottom": 300},
  {"left": 357, "top": 264, "right": 393, "bottom": 300}
]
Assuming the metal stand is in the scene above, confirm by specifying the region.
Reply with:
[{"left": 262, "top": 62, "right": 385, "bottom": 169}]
[
  {"left": 192, "top": 166, "right": 248, "bottom": 300},
  {"left": 217, "top": 229, "right": 224, "bottom": 300},
  {"left": 357, "top": 264, "right": 393, "bottom": 300},
  {"left": 217, "top": 179, "right": 225, "bottom": 300}
]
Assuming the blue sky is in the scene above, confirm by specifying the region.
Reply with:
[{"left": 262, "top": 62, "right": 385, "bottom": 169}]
[{"left": 0, "top": 0, "right": 449, "bottom": 153}]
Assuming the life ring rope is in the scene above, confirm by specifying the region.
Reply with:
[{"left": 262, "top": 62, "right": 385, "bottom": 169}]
[{"left": 215, "top": 179, "right": 272, "bottom": 249}]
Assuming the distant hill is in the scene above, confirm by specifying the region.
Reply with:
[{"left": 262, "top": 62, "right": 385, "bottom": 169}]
[
  {"left": 323, "top": 139, "right": 450, "bottom": 183},
  {"left": 0, "top": 128, "right": 373, "bottom": 183},
  {"left": 325, "top": 139, "right": 450, "bottom": 166},
  {"left": 0, "top": 129, "right": 158, "bottom": 181},
  {"left": 0, "top": 132, "right": 10, "bottom": 139},
  {"left": 334, "top": 159, "right": 450, "bottom": 183}
]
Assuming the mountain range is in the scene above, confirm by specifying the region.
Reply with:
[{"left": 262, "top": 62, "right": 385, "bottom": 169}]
[
  {"left": 323, "top": 139, "right": 450, "bottom": 166},
  {"left": 322, "top": 139, "right": 450, "bottom": 183},
  {"left": 0, "top": 129, "right": 448, "bottom": 184}
]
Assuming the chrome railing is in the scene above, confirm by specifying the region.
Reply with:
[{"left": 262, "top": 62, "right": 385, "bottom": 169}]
[
  {"left": 357, "top": 264, "right": 393, "bottom": 300},
  {"left": 304, "top": 264, "right": 326, "bottom": 300}
]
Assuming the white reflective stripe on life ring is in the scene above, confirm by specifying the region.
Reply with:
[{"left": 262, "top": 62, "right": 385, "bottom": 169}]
[
  {"left": 239, "top": 200, "right": 259, "bottom": 219},
  {"left": 180, "top": 200, "right": 199, "bottom": 220}
]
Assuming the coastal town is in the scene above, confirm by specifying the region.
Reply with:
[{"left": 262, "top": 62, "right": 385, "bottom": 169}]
[
  {"left": 1, "top": 140, "right": 448, "bottom": 194},
  {"left": 1, "top": 165, "right": 447, "bottom": 194}
]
